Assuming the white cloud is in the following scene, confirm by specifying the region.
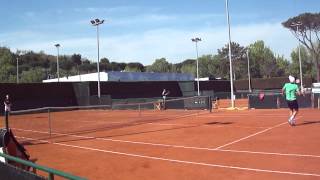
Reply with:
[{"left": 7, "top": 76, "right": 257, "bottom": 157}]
[
  {"left": 108, "top": 13, "right": 224, "bottom": 27},
  {"left": 73, "top": 6, "right": 141, "bottom": 14},
  {"left": 98, "top": 22, "right": 296, "bottom": 65},
  {"left": 1, "top": 22, "right": 297, "bottom": 65}
]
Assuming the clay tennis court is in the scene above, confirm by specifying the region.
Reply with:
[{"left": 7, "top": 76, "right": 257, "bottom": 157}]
[{"left": 3, "top": 106, "right": 320, "bottom": 180}]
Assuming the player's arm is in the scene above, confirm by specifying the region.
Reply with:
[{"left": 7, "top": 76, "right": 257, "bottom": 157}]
[{"left": 166, "top": 90, "right": 170, "bottom": 96}]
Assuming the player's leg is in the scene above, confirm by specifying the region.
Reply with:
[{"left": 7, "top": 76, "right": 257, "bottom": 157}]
[
  {"left": 287, "top": 101, "right": 294, "bottom": 125},
  {"left": 291, "top": 110, "right": 298, "bottom": 125},
  {"left": 290, "top": 100, "right": 299, "bottom": 125}
]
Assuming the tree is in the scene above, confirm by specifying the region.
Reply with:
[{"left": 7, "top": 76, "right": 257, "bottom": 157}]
[
  {"left": 100, "top": 57, "right": 110, "bottom": 72},
  {"left": 71, "top": 54, "right": 82, "bottom": 75},
  {"left": 146, "top": 58, "right": 170, "bottom": 72},
  {"left": 289, "top": 45, "right": 315, "bottom": 79},
  {"left": 108, "top": 62, "right": 126, "bottom": 71},
  {"left": 43, "top": 57, "right": 50, "bottom": 79},
  {"left": 274, "top": 55, "right": 290, "bottom": 77},
  {"left": 20, "top": 67, "right": 46, "bottom": 83},
  {"left": 248, "top": 40, "right": 277, "bottom": 78},
  {"left": 180, "top": 63, "right": 196, "bottom": 76},
  {"left": 0, "top": 47, "right": 15, "bottom": 82},
  {"left": 217, "top": 42, "right": 246, "bottom": 80},
  {"left": 124, "top": 62, "right": 144, "bottom": 72},
  {"left": 282, "top": 12, "right": 320, "bottom": 81},
  {"left": 198, "top": 55, "right": 216, "bottom": 78},
  {"left": 80, "top": 59, "right": 94, "bottom": 73},
  {"left": 59, "top": 55, "right": 73, "bottom": 77}
]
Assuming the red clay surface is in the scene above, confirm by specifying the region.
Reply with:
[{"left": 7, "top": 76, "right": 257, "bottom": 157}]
[{"left": 2, "top": 107, "right": 320, "bottom": 180}]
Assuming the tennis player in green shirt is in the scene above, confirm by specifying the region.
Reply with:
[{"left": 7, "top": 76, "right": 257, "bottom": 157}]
[{"left": 282, "top": 75, "right": 301, "bottom": 126}]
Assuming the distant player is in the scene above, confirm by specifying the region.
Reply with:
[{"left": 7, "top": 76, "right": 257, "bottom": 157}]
[
  {"left": 258, "top": 92, "right": 265, "bottom": 101},
  {"left": 162, "top": 89, "right": 170, "bottom": 110},
  {"left": 3, "top": 94, "right": 12, "bottom": 130},
  {"left": 282, "top": 76, "right": 301, "bottom": 126},
  {"left": 4, "top": 94, "right": 11, "bottom": 114}
]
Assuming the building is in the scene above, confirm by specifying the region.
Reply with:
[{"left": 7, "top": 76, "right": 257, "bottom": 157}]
[{"left": 43, "top": 71, "right": 194, "bottom": 82}]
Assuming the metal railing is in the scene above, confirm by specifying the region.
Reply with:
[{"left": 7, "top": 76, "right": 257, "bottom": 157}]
[{"left": 0, "top": 152, "right": 86, "bottom": 180}]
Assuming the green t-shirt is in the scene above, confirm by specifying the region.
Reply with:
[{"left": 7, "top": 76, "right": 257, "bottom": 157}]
[{"left": 282, "top": 83, "right": 299, "bottom": 101}]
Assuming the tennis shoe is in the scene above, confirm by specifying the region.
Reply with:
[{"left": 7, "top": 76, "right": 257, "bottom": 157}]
[{"left": 288, "top": 116, "right": 293, "bottom": 126}]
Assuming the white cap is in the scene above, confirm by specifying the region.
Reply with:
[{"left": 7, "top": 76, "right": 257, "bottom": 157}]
[{"left": 289, "top": 75, "right": 295, "bottom": 83}]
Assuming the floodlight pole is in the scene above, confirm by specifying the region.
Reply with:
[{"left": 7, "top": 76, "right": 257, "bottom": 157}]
[
  {"left": 225, "top": 0, "right": 235, "bottom": 108},
  {"left": 246, "top": 49, "right": 252, "bottom": 92},
  {"left": 54, "top": 44, "right": 60, "bottom": 82},
  {"left": 192, "top": 37, "right": 201, "bottom": 96},
  {"left": 91, "top": 18, "right": 104, "bottom": 99},
  {"left": 16, "top": 56, "right": 19, "bottom": 84},
  {"left": 291, "top": 22, "right": 303, "bottom": 90}
]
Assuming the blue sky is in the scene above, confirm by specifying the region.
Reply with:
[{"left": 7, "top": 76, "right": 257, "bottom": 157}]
[{"left": 0, "top": 0, "right": 319, "bottom": 65}]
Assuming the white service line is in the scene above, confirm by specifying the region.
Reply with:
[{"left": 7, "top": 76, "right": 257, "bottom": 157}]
[
  {"left": 214, "top": 122, "right": 288, "bottom": 150},
  {"left": 14, "top": 127, "right": 320, "bottom": 159},
  {"left": 17, "top": 136, "right": 320, "bottom": 178}
]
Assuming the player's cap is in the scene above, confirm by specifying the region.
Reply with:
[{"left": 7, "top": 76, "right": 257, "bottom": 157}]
[{"left": 289, "top": 75, "right": 295, "bottom": 83}]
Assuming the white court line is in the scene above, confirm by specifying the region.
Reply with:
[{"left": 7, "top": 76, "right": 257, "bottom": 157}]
[
  {"left": 205, "top": 115, "right": 289, "bottom": 117},
  {"left": 17, "top": 136, "right": 320, "bottom": 177},
  {"left": 14, "top": 127, "right": 320, "bottom": 159},
  {"left": 147, "top": 123, "right": 191, "bottom": 127},
  {"left": 147, "top": 122, "right": 269, "bottom": 129},
  {"left": 214, "top": 122, "right": 288, "bottom": 150},
  {"left": 60, "top": 120, "right": 124, "bottom": 124}
]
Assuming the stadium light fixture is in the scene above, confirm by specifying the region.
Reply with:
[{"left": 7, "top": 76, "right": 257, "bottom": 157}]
[
  {"left": 291, "top": 21, "right": 303, "bottom": 91},
  {"left": 91, "top": 18, "right": 105, "bottom": 99},
  {"left": 54, "top": 44, "right": 60, "bottom": 82},
  {"left": 225, "top": 0, "right": 235, "bottom": 108},
  {"left": 191, "top": 37, "right": 201, "bottom": 96}
]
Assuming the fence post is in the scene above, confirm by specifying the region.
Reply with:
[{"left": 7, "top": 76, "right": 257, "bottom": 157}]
[
  {"left": 311, "top": 93, "right": 314, "bottom": 108},
  {"left": 209, "top": 96, "right": 212, "bottom": 113},
  {"left": 48, "top": 108, "right": 52, "bottom": 138}
]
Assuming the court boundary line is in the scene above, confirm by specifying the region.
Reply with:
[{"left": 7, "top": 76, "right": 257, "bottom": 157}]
[
  {"left": 214, "top": 122, "right": 288, "bottom": 150},
  {"left": 147, "top": 122, "right": 270, "bottom": 129},
  {"left": 14, "top": 127, "right": 320, "bottom": 159},
  {"left": 17, "top": 136, "right": 320, "bottom": 178}
]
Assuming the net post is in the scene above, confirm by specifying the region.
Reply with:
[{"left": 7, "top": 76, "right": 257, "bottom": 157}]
[
  {"left": 48, "top": 108, "right": 52, "bottom": 138},
  {"left": 318, "top": 97, "right": 320, "bottom": 109},
  {"left": 276, "top": 96, "right": 280, "bottom": 109},
  {"left": 48, "top": 173, "right": 54, "bottom": 180}
]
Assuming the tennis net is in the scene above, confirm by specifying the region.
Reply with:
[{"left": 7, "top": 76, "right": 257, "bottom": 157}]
[{"left": 7, "top": 96, "right": 211, "bottom": 143}]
